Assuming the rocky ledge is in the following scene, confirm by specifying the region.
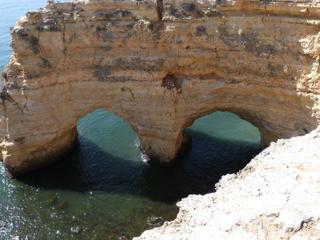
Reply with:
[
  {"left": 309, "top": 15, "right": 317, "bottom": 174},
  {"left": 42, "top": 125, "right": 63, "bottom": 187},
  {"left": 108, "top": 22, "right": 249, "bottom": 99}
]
[{"left": 135, "top": 127, "right": 320, "bottom": 240}]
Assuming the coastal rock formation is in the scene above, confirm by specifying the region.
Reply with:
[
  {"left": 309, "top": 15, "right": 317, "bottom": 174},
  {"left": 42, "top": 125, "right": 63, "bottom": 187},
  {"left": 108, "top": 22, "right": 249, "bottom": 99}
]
[
  {"left": 1, "top": 0, "right": 320, "bottom": 174},
  {"left": 135, "top": 127, "right": 320, "bottom": 240}
]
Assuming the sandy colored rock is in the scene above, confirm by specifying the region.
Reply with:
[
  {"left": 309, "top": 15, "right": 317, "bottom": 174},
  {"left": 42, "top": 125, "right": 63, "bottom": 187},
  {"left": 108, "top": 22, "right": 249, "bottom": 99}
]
[{"left": 0, "top": 0, "right": 320, "bottom": 174}]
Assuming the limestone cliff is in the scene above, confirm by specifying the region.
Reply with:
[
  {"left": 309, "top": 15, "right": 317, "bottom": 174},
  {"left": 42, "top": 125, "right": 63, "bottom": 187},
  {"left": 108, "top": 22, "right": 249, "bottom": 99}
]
[
  {"left": 1, "top": 0, "right": 320, "bottom": 174},
  {"left": 135, "top": 127, "right": 320, "bottom": 240}
]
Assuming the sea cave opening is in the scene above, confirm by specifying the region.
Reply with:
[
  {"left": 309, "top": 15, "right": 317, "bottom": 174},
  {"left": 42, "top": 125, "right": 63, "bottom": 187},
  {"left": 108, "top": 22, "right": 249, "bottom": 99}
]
[{"left": 9, "top": 109, "right": 262, "bottom": 239}]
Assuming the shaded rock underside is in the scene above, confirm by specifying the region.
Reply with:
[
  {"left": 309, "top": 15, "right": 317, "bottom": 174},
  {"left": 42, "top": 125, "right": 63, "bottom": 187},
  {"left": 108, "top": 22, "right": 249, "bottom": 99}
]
[{"left": 0, "top": 0, "right": 320, "bottom": 175}]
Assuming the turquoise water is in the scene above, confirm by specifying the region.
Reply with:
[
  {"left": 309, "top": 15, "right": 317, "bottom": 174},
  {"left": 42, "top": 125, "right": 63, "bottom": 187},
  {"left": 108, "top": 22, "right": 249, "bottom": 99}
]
[
  {"left": 0, "top": 0, "right": 45, "bottom": 69},
  {"left": 0, "top": 1, "right": 262, "bottom": 239}
]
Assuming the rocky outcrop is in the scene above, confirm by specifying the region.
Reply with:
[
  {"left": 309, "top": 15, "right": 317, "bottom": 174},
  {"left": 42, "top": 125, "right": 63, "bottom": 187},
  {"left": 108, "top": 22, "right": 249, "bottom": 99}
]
[
  {"left": 1, "top": 0, "right": 320, "bottom": 174},
  {"left": 135, "top": 127, "right": 320, "bottom": 240}
]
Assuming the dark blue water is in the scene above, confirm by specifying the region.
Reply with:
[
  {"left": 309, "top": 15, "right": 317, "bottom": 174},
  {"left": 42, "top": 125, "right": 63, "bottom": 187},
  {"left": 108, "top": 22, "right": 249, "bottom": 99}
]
[{"left": 0, "top": 1, "right": 262, "bottom": 239}]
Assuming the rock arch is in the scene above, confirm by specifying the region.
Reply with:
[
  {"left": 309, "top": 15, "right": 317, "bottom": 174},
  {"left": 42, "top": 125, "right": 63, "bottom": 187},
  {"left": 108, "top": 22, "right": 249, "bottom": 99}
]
[{"left": 1, "top": 0, "right": 320, "bottom": 175}]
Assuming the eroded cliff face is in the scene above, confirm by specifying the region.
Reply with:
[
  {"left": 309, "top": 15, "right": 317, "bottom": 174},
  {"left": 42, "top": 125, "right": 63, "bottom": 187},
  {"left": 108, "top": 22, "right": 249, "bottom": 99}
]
[{"left": 1, "top": 0, "right": 320, "bottom": 174}]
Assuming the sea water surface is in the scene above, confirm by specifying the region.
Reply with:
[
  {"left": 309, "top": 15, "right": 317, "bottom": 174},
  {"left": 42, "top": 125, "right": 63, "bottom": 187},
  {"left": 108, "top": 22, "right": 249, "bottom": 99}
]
[{"left": 0, "top": 1, "right": 262, "bottom": 239}]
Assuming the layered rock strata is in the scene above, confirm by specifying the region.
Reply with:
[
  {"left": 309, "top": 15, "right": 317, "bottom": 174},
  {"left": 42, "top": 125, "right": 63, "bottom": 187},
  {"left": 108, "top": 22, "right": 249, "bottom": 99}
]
[{"left": 1, "top": 0, "right": 320, "bottom": 174}]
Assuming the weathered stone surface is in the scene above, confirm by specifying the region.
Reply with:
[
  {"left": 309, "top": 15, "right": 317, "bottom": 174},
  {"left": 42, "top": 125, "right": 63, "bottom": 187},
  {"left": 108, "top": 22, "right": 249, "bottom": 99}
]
[
  {"left": 1, "top": 0, "right": 320, "bottom": 174},
  {"left": 135, "top": 127, "right": 320, "bottom": 240}
]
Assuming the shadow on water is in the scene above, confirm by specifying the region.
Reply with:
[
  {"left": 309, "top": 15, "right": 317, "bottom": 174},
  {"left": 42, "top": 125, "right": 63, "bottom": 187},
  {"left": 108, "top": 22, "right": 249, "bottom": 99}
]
[
  {"left": 0, "top": 2, "right": 261, "bottom": 238},
  {"left": 18, "top": 128, "right": 262, "bottom": 204},
  {"left": 6, "top": 111, "right": 263, "bottom": 239}
]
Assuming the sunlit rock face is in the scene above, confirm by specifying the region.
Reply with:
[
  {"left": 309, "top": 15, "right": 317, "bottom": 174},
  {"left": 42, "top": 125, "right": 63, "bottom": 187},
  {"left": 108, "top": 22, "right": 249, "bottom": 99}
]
[
  {"left": 1, "top": 0, "right": 320, "bottom": 175},
  {"left": 135, "top": 127, "right": 320, "bottom": 240}
]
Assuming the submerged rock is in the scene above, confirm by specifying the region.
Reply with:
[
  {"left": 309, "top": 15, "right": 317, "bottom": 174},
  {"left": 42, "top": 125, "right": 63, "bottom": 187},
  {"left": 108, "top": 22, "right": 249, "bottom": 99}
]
[
  {"left": 70, "top": 226, "right": 81, "bottom": 234},
  {"left": 56, "top": 201, "right": 68, "bottom": 210},
  {"left": 47, "top": 195, "right": 59, "bottom": 206},
  {"left": 146, "top": 216, "right": 164, "bottom": 228}
]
